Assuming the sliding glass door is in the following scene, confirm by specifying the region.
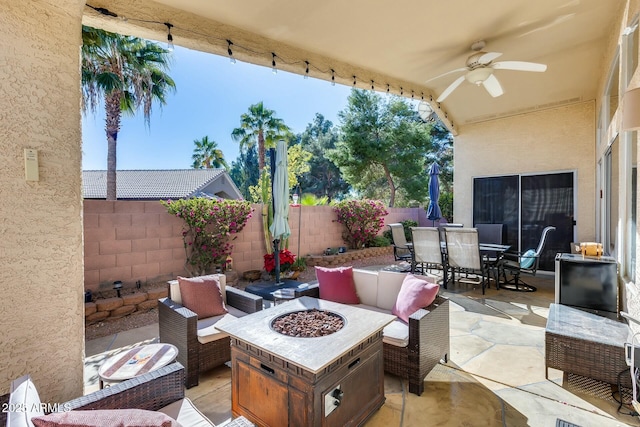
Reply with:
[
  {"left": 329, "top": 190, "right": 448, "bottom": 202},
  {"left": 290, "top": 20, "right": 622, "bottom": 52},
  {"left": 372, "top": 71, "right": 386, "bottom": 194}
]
[
  {"left": 473, "top": 175, "right": 519, "bottom": 248},
  {"left": 473, "top": 172, "right": 575, "bottom": 271}
]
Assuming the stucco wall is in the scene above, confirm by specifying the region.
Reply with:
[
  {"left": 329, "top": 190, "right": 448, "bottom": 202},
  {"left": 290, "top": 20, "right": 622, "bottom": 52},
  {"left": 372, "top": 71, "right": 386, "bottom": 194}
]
[
  {"left": 453, "top": 102, "right": 596, "bottom": 243},
  {"left": 83, "top": 201, "right": 424, "bottom": 290},
  {"left": 0, "top": 0, "right": 85, "bottom": 401}
]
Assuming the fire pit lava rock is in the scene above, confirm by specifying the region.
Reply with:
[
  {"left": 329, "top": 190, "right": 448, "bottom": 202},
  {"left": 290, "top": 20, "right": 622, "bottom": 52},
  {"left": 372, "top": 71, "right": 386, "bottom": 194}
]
[{"left": 271, "top": 309, "right": 345, "bottom": 337}]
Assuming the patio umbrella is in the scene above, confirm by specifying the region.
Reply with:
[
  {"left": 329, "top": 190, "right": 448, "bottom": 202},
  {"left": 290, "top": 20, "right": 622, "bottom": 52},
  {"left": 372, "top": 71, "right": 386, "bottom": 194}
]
[
  {"left": 269, "top": 139, "right": 291, "bottom": 284},
  {"left": 426, "top": 162, "right": 442, "bottom": 226}
]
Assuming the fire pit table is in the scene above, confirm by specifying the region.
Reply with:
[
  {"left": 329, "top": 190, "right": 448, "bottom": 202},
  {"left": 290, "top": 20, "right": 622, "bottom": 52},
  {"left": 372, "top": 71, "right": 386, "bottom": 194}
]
[{"left": 216, "top": 296, "right": 395, "bottom": 427}]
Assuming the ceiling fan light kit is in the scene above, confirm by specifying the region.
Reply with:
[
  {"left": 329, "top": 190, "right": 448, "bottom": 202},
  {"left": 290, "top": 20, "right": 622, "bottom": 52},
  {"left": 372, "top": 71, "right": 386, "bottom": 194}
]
[{"left": 465, "top": 68, "right": 493, "bottom": 85}]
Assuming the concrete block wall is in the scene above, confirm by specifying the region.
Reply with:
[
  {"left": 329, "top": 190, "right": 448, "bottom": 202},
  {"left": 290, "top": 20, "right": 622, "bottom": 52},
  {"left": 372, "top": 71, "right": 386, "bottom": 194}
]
[
  {"left": 84, "top": 200, "right": 186, "bottom": 293},
  {"left": 83, "top": 200, "right": 425, "bottom": 291}
]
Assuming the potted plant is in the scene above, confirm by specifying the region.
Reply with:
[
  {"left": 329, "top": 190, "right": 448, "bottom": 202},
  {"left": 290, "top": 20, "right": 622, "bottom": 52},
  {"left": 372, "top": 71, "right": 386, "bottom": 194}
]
[{"left": 263, "top": 249, "right": 297, "bottom": 278}]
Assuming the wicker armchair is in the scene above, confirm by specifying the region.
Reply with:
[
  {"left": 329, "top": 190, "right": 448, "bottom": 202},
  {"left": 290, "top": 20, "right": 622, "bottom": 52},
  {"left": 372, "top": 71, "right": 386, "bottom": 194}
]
[
  {"left": 0, "top": 363, "right": 254, "bottom": 426},
  {"left": 298, "top": 284, "right": 450, "bottom": 396},
  {"left": 383, "top": 296, "right": 450, "bottom": 395},
  {"left": 158, "top": 275, "right": 263, "bottom": 389}
]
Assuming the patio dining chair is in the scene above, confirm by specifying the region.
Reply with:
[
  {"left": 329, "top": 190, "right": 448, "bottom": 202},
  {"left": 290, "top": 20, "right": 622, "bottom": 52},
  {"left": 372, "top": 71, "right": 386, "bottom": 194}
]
[
  {"left": 475, "top": 223, "right": 504, "bottom": 287},
  {"left": 499, "top": 226, "right": 556, "bottom": 292},
  {"left": 388, "top": 223, "right": 412, "bottom": 262},
  {"left": 410, "top": 226, "right": 445, "bottom": 283},
  {"left": 443, "top": 227, "right": 490, "bottom": 294}
]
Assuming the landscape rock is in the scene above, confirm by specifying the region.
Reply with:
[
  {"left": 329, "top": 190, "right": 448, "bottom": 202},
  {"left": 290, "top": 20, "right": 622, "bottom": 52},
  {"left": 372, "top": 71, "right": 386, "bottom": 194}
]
[
  {"left": 96, "top": 297, "right": 123, "bottom": 312},
  {"left": 137, "top": 299, "right": 158, "bottom": 312},
  {"left": 146, "top": 287, "right": 168, "bottom": 300},
  {"left": 122, "top": 292, "right": 148, "bottom": 306},
  {"left": 86, "top": 311, "right": 109, "bottom": 324},
  {"left": 108, "top": 305, "right": 136, "bottom": 319},
  {"left": 85, "top": 302, "right": 97, "bottom": 316}
]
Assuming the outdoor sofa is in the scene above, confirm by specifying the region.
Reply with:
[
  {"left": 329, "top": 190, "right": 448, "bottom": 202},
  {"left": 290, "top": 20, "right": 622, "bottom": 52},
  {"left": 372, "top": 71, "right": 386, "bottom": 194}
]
[
  {"left": 308, "top": 268, "right": 450, "bottom": 395},
  {"left": 0, "top": 363, "right": 254, "bottom": 426},
  {"left": 158, "top": 274, "right": 263, "bottom": 389}
]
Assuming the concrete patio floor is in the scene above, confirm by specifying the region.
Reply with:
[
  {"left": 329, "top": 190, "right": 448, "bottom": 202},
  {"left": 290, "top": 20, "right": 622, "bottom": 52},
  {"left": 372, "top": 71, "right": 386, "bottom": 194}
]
[{"left": 84, "top": 272, "right": 639, "bottom": 426}]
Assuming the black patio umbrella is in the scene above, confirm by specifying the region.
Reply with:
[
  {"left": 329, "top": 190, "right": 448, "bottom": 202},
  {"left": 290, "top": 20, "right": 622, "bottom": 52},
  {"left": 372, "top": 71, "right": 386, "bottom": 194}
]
[{"left": 427, "top": 163, "right": 442, "bottom": 226}]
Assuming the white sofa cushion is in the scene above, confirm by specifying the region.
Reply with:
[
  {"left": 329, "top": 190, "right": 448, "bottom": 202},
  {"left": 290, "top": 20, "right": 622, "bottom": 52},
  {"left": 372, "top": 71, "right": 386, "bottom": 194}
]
[
  {"left": 375, "top": 270, "right": 407, "bottom": 311},
  {"left": 158, "top": 398, "right": 214, "bottom": 427},
  {"left": 168, "top": 274, "right": 226, "bottom": 305},
  {"left": 7, "top": 375, "right": 44, "bottom": 427},
  {"left": 196, "top": 312, "right": 241, "bottom": 345},
  {"left": 356, "top": 304, "right": 408, "bottom": 347},
  {"left": 382, "top": 320, "right": 410, "bottom": 347},
  {"left": 352, "top": 269, "right": 379, "bottom": 306}
]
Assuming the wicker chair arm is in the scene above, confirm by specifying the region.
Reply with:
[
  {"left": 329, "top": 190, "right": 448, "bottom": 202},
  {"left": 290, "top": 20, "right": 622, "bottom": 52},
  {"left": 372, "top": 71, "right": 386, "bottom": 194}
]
[
  {"left": 226, "top": 287, "right": 263, "bottom": 313},
  {"left": 0, "top": 365, "right": 184, "bottom": 425},
  {"left": 158, "top": 297, "right": 198, "bottom": 320},
  {"left": 408, "top": 295, "right": 449, "bottom": 323},
  {"left": 158, "top": 298, "right": 199, "bottom": 386},
  {"left": 64, "top": 363, "right": 185, "bottom": 411},
  {"left": 295, "top": 283, "right": 320, "bottom": 298},
  {"left": 408, "top": 295, "right": 450, "bottom": 364}
]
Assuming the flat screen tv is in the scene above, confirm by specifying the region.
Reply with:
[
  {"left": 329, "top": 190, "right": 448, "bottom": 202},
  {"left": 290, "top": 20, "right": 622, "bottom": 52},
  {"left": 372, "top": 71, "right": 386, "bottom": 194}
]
[{"left": 555, "top": 253, "right": 618, "bottom": 319}]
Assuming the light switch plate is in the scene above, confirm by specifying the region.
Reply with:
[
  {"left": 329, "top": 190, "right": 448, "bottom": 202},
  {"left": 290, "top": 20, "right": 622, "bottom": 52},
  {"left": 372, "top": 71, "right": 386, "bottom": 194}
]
[{"left": 24, "top": 148, "right": 39, "bottom": 181}]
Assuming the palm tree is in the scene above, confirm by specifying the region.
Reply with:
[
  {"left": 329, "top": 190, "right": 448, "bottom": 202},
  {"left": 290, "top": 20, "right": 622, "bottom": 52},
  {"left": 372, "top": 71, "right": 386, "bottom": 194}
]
[
  {"left": 231, "top": 102, "right": 290, "bottom": 172},
  {"left": 192, "top": 136, "right": 228, "bottom": 169},
  {"left": 81, "top": 25, "right": 176, "bottom": 200}
]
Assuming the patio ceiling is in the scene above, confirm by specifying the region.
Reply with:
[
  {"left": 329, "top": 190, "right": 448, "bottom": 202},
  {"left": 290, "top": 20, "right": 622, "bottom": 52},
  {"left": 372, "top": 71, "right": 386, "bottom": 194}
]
[{"left": 88, "top": 0, "right": 622, "bottom": 133}]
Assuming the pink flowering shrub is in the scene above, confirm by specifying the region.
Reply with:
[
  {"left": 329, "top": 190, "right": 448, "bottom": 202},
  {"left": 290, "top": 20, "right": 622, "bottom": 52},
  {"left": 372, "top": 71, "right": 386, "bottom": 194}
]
[
  {"left": 333, "top": 199, "right": 388, "bottom": 249},
  {"left": 162, "top": 198, "right": 253, "bottom": 276}
]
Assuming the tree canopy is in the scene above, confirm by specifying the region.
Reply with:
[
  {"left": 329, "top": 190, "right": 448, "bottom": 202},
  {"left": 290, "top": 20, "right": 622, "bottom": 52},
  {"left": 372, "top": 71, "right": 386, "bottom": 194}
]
[
  {"left": 328, "top": 89, "right": 434, "bottom": 207},
  {"left": 231, "top": 102, "right": 290, "bottom": 173},
  {"left": 296, "top": 114, "right": 350, "bottom": 201},
  {"left": 191, "top": 136, "right": 228, "bottom": 169},
  {"left": 81, "top": 25, "right": 175, "bottom": 200},
  {"left": 229, "top": 145, "right": 259, "bottom": 200}
]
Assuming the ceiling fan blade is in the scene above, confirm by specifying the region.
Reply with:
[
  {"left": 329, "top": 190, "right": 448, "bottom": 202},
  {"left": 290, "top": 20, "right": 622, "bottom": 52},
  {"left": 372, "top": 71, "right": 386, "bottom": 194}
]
[
  {"left": 478, "top": 51, "right": 502, "bottom": 64},
  {"left": 425, "top": 67, "right": 467, "bottom": 84},
  {"left": 436, "top": 76, "right": 465, "bottom": 102},
  {"left": 482, "top": 74, "right": 504, "bottom": 98},
  {"left": 492, "top": 61, "right": 547, "bottom": 72}
]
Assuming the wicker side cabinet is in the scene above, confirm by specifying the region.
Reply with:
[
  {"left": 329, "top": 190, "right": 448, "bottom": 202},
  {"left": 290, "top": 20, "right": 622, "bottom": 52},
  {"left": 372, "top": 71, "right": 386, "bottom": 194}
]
[{"left": 545, "top": 303, "right": 631, "bottom": 387}]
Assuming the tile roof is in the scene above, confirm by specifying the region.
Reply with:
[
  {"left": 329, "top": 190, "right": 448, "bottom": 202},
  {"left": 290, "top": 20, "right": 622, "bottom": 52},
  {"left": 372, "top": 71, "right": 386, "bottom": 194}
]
[{"left": 82, "top": 169, "right": 233, "bottom": 199}]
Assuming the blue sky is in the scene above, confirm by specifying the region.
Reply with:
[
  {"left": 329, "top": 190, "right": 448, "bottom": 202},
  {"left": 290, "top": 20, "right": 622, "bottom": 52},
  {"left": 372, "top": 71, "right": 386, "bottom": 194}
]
[{"left": 81, "top": 45, "right": 354, "bottom": 170}]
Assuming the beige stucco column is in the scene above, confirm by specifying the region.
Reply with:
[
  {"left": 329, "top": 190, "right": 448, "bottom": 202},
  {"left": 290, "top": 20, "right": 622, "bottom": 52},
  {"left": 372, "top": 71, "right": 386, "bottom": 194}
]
[{"left": 0, "top": 0, "right": 85, "bottom": 401}]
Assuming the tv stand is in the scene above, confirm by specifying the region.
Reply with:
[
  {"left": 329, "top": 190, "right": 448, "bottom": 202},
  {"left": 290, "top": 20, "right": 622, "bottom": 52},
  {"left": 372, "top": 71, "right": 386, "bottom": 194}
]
[{"left": 545, "top": 303, "right": 630, "bottom": 386}]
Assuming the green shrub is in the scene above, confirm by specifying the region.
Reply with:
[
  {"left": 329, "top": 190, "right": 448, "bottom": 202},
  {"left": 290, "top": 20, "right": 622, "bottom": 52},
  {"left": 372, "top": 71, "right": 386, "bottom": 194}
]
[
  {"left": 439, "top": 192, "right": 453, "bottom": 222},
  {"left": 291, "top": 257, "right": 307, "bottom": 271},
  {"left": 300, "top": 193, "right": 329, "bottom": 206},
  {"left": 371, "top": 235, "right": 391, "bottom": 247},
  {"left": 383, "top": 219, "right": 418, "bottom": 242}
]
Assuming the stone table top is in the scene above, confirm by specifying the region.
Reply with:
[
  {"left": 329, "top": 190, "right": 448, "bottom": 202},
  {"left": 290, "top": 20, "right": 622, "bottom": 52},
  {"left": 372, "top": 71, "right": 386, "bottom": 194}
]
[
  {"left": 216, "top": 296, "right": 396, "bottom": 374},
  {"left": 546, "top": 303, "right": 629, "bottom": 347}
]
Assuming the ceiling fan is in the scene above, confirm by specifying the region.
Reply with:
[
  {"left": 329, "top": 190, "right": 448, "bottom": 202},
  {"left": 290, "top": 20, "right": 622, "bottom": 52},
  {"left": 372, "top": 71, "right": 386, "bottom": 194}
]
[{"left": 427, "top": 40, "right": 547, "bottom": 102}]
